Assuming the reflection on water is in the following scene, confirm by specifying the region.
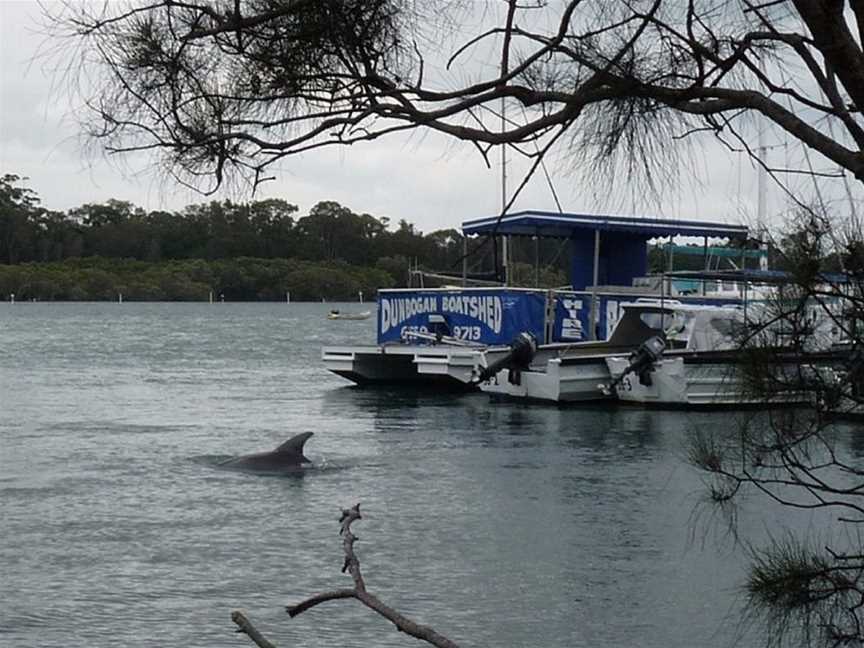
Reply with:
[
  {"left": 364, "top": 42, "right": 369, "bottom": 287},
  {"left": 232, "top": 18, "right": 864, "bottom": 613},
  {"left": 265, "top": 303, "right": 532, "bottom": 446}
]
[{"left": 0, "top": 302, "right": 859, "bottom": 648}]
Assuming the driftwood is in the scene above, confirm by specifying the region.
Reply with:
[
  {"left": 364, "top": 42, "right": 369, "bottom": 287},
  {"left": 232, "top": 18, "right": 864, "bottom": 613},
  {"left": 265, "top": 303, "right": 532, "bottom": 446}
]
[
  {"left": 231, "top": 611, "right": 277, "bottom": 648},
  {"left": 232, "top": 503, "right": 460, "bottom": 648}
]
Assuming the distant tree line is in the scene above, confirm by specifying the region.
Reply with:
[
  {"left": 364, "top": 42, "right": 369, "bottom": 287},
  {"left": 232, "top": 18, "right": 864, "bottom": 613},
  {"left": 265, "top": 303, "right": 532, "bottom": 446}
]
[
  {"left": 0, "top": 173, "right": 465, "bottom": 265},
  {"left": 0, "top": 256, "right": 397, "bottom": 302},
  {"left": 0, "top": 173, "right": 570, "bottom": 301}
]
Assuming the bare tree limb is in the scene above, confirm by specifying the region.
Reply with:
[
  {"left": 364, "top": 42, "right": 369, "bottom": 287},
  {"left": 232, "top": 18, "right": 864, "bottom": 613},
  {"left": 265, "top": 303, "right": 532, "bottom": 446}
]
[
  {"left": 231, "top": 611, "right": 279, "bottom": 648},
  {"left": 288, "top": 503, "right": 462, "bottom": 648},
  {"left": 233, "top": 504, "right": 461, "bottom": 648}
]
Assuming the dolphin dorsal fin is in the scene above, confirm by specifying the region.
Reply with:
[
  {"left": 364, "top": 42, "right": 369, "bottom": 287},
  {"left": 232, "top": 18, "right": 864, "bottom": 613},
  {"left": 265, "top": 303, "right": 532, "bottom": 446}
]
[{"left": 275, "top": 432, "right": 314, "bottom": 455}]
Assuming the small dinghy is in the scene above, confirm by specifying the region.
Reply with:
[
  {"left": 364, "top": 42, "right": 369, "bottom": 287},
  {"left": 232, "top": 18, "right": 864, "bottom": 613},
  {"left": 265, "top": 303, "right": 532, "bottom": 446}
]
[{"left": 327, "top": 309, "right": 372, "bottom": 321}]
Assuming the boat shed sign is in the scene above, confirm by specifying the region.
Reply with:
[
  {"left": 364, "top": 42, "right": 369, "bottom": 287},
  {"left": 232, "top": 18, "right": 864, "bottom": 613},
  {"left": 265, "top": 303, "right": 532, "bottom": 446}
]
[{"left": 377, "top": 289, "right": 547, "bottom": 345}]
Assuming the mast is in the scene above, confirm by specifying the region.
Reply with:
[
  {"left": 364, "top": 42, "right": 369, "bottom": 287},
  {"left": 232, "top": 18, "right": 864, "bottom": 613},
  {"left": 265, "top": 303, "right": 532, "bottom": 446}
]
[
  {"left": 757, "top": 64, "right": 769, "bottom": 271},
  {"left": 501, "top": 94, "right": 509, "bottom": 285}
]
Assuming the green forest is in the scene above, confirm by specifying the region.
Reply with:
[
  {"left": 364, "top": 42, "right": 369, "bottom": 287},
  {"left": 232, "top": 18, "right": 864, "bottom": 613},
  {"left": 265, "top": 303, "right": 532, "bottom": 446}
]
[{"left": 1, "top": 173, "right": 575, "bottom": 301}]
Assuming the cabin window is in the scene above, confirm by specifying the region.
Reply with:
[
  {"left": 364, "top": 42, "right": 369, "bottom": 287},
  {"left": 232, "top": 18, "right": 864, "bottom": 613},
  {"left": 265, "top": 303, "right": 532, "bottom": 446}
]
[
  {"left": 639, "top": 311, "right": 675, "bottom": 331},
  {"left": 639, "top": 311, "right": 691, "bottom": 334}
]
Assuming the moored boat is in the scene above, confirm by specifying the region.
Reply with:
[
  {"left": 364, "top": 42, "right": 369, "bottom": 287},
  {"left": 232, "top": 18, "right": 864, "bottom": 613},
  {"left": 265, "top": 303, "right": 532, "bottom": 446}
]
[
  {"left": 327, "top": 309, "right": 372, "bottom": 320},
  {"left": 477, "top": 299, "right": 692, "bottom": 403},
  {"left": 603, "top": 303, "right": 846, "bottom": 408}
]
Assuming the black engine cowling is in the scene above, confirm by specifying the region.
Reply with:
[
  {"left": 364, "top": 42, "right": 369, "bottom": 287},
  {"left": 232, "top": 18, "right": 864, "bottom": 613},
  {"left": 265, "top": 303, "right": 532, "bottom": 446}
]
[
  {"left": 475, "top": 332, "right": 538, "bottom": 385},
  {"left": 601, "top": 335, "right": 666, "bottom": 395}
]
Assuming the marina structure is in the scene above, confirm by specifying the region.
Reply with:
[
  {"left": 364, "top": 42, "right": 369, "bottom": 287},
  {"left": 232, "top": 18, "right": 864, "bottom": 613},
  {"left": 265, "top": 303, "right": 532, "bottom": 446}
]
[{"left": 322, "top": 211, "right": 755, "bottom": 387}]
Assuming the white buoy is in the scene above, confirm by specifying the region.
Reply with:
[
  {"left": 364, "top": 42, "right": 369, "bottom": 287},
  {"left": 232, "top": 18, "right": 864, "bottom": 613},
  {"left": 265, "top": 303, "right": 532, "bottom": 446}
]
[{"left": 10, "top": 293, "right": 14, "bottom": 304}]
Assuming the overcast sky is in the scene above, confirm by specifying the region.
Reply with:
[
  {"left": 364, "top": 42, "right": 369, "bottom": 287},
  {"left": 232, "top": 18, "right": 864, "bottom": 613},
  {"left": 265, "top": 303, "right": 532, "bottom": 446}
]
[{"left": 1, "top": 0, "right": 855, "bottom": 237}]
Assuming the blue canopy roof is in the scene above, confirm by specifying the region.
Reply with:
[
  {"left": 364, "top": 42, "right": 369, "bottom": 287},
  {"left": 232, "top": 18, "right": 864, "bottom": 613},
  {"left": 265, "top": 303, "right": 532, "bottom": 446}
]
[{"left": 461, "top": 210, "right": 748, "bottom": 239}]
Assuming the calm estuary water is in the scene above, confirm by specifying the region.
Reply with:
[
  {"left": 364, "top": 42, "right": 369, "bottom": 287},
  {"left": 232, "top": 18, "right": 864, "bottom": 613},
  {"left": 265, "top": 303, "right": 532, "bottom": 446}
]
[{"left": 0, "top": 302, "right": 855, "bottom": 648}]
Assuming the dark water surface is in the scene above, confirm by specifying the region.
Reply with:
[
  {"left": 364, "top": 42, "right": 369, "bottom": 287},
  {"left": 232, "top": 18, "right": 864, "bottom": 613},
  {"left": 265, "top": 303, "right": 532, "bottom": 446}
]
[{"left": 0, "top": 302, "right": 850, "bottom": 647}]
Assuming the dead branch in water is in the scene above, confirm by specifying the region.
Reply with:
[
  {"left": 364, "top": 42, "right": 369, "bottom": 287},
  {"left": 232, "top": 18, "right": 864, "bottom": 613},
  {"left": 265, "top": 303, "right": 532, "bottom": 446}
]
[
  {"left": 231, "top": 503, "right": 460, "bottom": 648},
  {"left": 231, "top": 611, "right": 277, "bottom": 648}
]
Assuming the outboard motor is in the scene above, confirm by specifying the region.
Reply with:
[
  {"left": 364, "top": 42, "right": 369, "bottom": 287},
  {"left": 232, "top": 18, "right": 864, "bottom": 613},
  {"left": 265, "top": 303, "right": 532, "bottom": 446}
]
[
  {"left": 475, "top": 332, "right": 538, "bottom": 385},
  {"left": 600, "top": 335, "right": 666, "bottom": 396}
]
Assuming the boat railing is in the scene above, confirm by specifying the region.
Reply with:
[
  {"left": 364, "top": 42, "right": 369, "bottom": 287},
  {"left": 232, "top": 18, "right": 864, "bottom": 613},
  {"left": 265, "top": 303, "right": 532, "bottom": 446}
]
[
  {"left": 633, "top": 297, "right": 683, "bottom": 306},
  {"left": 399, "top": 329, "right": 485, "bottom": 348}
]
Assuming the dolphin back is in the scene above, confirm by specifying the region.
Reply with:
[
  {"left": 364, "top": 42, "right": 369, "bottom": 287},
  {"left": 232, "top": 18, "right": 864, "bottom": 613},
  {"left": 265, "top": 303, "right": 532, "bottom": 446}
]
[{"left": 274, "top": 432, "right": 314, "bottom": 464}]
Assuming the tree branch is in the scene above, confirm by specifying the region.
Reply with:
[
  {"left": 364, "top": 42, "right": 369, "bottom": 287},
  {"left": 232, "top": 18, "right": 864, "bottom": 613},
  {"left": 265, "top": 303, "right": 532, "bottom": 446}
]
[
  {"left": 231, "top": 611, "right": 278, "bottom": 648},
  {"left": 282, "top": 503, "right": 461, "bottom": 648}
]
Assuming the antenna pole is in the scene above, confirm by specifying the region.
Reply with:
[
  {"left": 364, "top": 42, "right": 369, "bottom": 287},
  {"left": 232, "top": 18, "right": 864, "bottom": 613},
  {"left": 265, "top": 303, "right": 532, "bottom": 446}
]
[
  {"left": 757, "top": 62, "right": 769, "bottom": 271},
  {"left": 501, "top": 95, "right": 508, "bottom": 286}
]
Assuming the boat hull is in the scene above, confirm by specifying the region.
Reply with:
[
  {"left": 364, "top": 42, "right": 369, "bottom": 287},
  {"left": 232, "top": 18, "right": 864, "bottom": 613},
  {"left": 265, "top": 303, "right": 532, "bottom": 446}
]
[
  {"left": 322, "top": 344, "right": 488, "bottom": 388},
  {"left": 479, "top": 355, "right": 614, "bottom": 403},
  {"left": 327, "top": 310, "right": 371, "bottom": 320},
  {"left": 605, "top": 353, "right": 818, "bottom": 407}
]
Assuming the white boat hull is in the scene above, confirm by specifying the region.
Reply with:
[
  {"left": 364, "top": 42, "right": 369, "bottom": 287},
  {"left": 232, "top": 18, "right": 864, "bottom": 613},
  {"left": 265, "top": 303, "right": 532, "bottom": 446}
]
[
  {"left": 605, "top": 355, "right": 807, "bottom": 407},
  {"left": 480, "top": 356, "right": 613, "bottom": 403},
  {"left": 322, "top": 344, "right": 488, "bottom": 387},
  {"left": 327, "top": 310, "right": 371, "bottom": 320}
]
